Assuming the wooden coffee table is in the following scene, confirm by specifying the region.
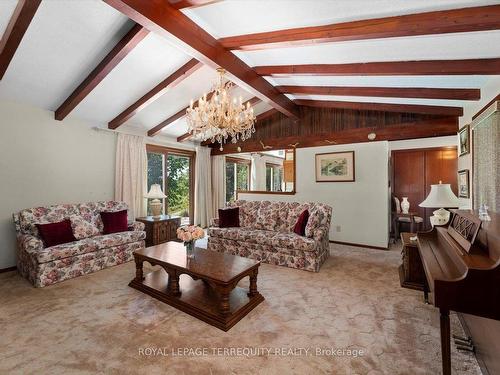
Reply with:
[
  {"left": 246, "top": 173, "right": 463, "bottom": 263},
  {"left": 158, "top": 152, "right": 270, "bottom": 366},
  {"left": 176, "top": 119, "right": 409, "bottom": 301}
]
[{"left": 129, "top": 242, "right": 264, "bottom": 331}]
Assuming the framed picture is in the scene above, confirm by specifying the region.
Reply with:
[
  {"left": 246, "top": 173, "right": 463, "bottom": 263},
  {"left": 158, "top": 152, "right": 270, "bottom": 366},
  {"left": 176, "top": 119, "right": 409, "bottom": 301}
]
[
  {"left": 315, "top": 151, "right": 355, "bottom": 182},
  {"left": 458, "top": 125, "right": 470, "bottom": 157},
  {"left": 458, "top": 169, "right": 470, "bottom": 198}
]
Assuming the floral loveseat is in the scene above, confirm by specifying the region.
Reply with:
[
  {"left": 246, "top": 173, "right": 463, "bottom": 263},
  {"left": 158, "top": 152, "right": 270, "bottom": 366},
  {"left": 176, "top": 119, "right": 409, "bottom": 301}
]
[
  {"left": 208, "top": 200, "right": 332, "bottom": 272},
  {"left": 13, "top": 201, "right": 145, "bottom": 287}
]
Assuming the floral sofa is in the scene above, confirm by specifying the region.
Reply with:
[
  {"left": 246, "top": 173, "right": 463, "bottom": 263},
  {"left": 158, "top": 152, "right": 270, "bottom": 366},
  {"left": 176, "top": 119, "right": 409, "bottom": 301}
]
[
  {"left": 208, "top": 200, "right": 332, "bottom": 272},
  {"left": 13, "top": 201, "right": 145, "bottom": 287}
]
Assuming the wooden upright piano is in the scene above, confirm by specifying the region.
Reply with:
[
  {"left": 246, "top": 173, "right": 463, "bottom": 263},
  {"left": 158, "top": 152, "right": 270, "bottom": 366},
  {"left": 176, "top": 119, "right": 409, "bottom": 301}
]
[{"left": 417, "top": 210, "right": 500, "bottom": 375}]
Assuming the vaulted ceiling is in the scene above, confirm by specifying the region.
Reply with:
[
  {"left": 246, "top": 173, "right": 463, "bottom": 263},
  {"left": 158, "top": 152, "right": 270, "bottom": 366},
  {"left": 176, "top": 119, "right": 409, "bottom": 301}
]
[{"left": 1, "top": 0, "right": 499, "bottom": 146}]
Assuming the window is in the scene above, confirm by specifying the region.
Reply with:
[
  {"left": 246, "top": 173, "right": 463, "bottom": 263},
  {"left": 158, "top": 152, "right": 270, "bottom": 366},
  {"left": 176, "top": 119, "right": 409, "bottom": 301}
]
[
  {"left": 225, "top": 157, "right": 251, "bottom": 202},
  {"left": 146, "top": 145, "right": 195, "bottom": 225},
  {"left": 266, "top": 163, "right": 283, "bottom": 192}
]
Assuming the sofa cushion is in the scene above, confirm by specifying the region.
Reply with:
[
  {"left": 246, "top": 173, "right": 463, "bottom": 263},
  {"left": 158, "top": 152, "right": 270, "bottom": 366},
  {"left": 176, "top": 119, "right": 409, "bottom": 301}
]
[
  {"left": 254, "top": 201, "right": 281, "bottom": 230},
  {"left": 305, "top": 203, "right": 332, "bottom": 238},
  {"left": 208, "top": 227, "right": 277, "bottom": 246},
  {"left": 293, "top": 209, "right": 309, "bottom": 236},
  {"left": 100, "top": 210, "right": 128, "bottom": 234},
  {"left": 271, "top": 232, "right": 317, "bottom": 252},
  {"left": 70, "top": 215, "right": 100, "bottom": 239},
  {"left": 19, "top": 204, "right": 79, "bottom": 236},
  {"left": 284, "top": 202, "right": 312, "bottom": 232},
  {"left": 36, "top": 238, "right": 98, "bottom": 264},
  {"left": 36, "top": 220, "right": 76, "bottom": 247},
  {"left": 34, "top": 230, "right": 145, "bottom": 264},
  {"left": 219, "top": 207, "right": 240, "bottom": 228}
]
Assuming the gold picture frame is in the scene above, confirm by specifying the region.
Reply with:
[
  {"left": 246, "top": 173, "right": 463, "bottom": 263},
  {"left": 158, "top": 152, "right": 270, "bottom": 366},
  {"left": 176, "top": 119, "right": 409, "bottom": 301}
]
[{"left": 315, "top": 151, "right": 355, "bottom": 182}]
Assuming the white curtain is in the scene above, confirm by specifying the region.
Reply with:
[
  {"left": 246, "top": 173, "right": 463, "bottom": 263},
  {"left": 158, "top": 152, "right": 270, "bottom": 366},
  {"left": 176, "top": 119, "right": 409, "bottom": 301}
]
[
  {"left": 251, "top": 154, "right": 266, "bottom": 191},
  {"left": 212, "top": 155, "right": 226, "bottom": 215},
  {"left": 194, "top": 146, "right": 213, "bottom": 227},
  {"left": 114, "top": 133, "right": 147, "bottom": 221}
]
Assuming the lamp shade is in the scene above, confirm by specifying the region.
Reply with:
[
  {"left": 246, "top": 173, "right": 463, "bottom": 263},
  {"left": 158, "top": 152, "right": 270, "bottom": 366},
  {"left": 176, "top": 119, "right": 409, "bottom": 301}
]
[
  {"left": 145, "top": 184, "right": 167, "bottom": 199},
  {"left": 419, "top": 183, "right": 459, "bottom": 208}
]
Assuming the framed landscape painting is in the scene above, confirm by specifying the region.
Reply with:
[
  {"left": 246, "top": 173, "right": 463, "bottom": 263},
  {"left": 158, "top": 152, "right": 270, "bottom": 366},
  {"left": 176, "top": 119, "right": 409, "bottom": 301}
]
[
  {"left": 458, "top": 125, "right": 470, "bottom": 157},
  {"left": 458, "top": 169, "right": 470, "bottom": 198},
  {"left": 315, "top": 151, "right": 355, "bottom": 182}
]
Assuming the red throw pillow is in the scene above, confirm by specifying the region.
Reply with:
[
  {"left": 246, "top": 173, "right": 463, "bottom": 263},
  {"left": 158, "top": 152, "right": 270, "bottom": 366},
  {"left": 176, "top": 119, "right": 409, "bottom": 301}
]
[
  {"left": 219, "top": 207, "right": 240, "bottom": 228},
  {"left": 100, "top": 210, "right": 128, "bottom": 234},
  {"left": 36, "top": 219, "right": 76, "bottom": 247},
  {"left": 293, "top": 210, "right": 310, "bottom": 236}
]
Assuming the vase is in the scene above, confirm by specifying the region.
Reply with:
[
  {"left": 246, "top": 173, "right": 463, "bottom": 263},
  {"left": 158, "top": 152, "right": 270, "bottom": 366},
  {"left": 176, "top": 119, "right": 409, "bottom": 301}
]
[
  {"left": 185, "top": 241, "right": 195, "bottom": 259},
  {"left": 401, "top": 197, "right": 410, "bottom": 214}
]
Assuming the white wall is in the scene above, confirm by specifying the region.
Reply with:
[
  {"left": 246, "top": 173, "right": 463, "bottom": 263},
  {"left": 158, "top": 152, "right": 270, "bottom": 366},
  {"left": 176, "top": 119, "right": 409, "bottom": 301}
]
[
  {"left": 0, "top": 100, "right": 117, "bottom": 268},
  {"left": 458, "top": 77, "right": 500, "bottom": 209},
  {"left": 389, "top": 135, "right": 457, "bottom": 151},
  {"left": 239, "top": 141, "right": 389, "bottom": 248}
]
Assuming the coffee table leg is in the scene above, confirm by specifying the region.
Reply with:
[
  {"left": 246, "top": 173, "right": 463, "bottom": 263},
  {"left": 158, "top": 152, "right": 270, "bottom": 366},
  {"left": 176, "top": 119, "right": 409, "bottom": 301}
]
[
  {"left": 248, "top": 269, "right": 258, "bottom": 297},
  {"left": 219, "top": 288, "right": 231, "bottom": 316},
  {"left": 167, "top": 271, "right": 181, "bottom": 296},
  {"left": 135, "top": 257, "right": 144, "bottom": 282}
]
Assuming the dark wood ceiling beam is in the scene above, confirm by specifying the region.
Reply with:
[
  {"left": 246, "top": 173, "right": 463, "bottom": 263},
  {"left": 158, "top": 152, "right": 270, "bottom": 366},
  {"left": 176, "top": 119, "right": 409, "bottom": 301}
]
[
  {"left": 209, "top": 117, "right": 458, "bottom": 155},
  {"left": 103, "top": 0, "right": 299, "bottom": 119},
  {"left": 295, "top": 99, "right": 463, "bottom": 116},
  {"left": 254, "top": 59, "right": 500, "bottom": 76},
  {"left": 219, "top": 5, "right": 500, "bottom": 51},
  {"left": 278, "top": 86, "right": 480, "bottom": 101},
  {"left": 108, "top": 58, "right": 202, "bottom": 129},
  {"left": 168, "top": 0, "right": 221, "bottom": 10},
  {"left": 0, "top": 0, "right": 41, "bottom": 80},
  {"left": 177, "top": 96, "right": 262, "bottom": 142},
  {"left": 55, "top": 23, "right": 149, "bottom": 121}
]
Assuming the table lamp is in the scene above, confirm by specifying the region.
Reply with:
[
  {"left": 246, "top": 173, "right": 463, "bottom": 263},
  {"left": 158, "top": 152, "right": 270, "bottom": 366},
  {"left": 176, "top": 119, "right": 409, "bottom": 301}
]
[
  {"left": 419, "top": 182, "right": 459, "bottom": 226},
  {"left": 145, "top": 184, "right": 167, "bottom": 218}
]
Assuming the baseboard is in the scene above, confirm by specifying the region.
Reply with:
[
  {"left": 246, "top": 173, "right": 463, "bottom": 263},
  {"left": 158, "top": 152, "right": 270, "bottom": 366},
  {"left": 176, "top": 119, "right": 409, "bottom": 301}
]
[
  {"left": 0, "top": 266, "right": 16, "bottom": 273},
  {"left": 330, "top": 240, "right": 389, "bottom": 251}
]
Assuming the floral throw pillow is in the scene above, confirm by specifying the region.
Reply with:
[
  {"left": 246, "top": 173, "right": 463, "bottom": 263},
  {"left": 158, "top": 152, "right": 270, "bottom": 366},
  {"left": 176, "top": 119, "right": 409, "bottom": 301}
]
[{"left": 70, "top": 215, "right": 100, "bottom": 240}]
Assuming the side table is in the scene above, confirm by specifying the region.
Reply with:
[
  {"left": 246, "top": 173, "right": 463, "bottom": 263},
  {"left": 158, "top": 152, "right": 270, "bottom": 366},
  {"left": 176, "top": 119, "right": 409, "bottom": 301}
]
[
  {"left": 398, "top": 232, "right": 426, "bottom": 293},
  {"left": 136, "top": 215, "right": 182, "bottom": 247}
]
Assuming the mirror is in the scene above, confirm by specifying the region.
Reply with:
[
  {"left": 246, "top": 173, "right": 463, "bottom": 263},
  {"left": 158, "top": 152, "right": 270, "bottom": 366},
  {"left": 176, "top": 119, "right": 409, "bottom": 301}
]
[{"left": 224, "top": 149, "right": 295, "bottom": 202}]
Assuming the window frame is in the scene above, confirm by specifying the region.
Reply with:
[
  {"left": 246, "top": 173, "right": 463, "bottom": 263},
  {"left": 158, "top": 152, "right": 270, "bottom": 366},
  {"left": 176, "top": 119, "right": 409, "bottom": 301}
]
[
  {"left": 225, "top": 156, "right": 251, "bottom": 202},
  {"left": 146, "top": 144, "right": 196, "bottom": 224}
]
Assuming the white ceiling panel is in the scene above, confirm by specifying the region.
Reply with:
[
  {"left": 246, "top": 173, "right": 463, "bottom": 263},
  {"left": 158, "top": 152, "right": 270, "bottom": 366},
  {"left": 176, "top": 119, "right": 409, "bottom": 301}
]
[
  {"left": 291, "top": 94, "right": 469, "bottom": 108},
  {"left": 72, "top": 33, "right": 191, "bottom": 124},
  {"left": 0, "top": 0, "right": 17, "bottom": 37},
  {"left": 127, "top": 65, "right": 219, "bottom": 131},
  {"left": 234, "top": 30, "right": 500, "bottom": 67},
  {"left": 266, "top": 75, "right": 491, "bottom": 89},
  {"left": 0, "top": 0, "right": 131, "bottom": 111},
  {"left": 184, "top": 0, "right": 499, "bottom": 39}
]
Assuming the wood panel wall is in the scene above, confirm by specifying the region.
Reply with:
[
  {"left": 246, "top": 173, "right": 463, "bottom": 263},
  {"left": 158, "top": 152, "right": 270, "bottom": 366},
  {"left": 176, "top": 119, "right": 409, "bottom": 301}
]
[
  {"left": 208, "top": 106, "right": 458, "bottom": 155},
  {"left": 391, "top": 147, "right": 458, "bottom": 231}
]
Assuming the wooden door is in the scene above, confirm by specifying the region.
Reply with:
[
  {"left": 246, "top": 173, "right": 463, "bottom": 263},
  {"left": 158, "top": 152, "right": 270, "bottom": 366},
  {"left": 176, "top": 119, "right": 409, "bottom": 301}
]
[{"left": 392, "top": 147, "right": 458, "bottom": 231}]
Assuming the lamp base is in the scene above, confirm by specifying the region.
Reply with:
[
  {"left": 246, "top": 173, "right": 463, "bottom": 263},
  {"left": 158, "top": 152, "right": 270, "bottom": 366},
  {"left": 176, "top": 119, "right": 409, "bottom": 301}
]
[
  {"left": 430, "top": 208, "right": 451, "bottom": 227},
  {"left": 150, "top": 199, "right": 162, "bottom": 218}
]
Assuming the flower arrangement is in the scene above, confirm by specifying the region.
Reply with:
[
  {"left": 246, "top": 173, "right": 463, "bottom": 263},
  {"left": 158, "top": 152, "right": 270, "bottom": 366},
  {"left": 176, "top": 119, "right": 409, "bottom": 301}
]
[{"left": 177, "top": 225, "right": 204, "bottom": 243}]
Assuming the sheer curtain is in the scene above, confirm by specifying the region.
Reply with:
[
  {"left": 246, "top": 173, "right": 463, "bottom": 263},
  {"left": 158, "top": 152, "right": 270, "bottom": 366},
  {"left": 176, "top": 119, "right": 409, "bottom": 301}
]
[
  {"left": 115, "top": 133, "right": 147, "bottom": 221},
  {"left": 251, "top": 153, "right": 266, "bottom": 191},
  {"left": 194, "top": 146, "right": 213, "bottom": 227},
  {"left": 212, "top": 155, "right": 226, "bottom": 215},
  {"left": 473, "top": 109, "right": 499, "bottom": 212}
]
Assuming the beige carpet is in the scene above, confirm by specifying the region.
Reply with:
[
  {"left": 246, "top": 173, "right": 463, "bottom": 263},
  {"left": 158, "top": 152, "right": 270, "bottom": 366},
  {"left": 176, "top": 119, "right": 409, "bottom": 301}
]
[{"left": 0, "top": 243, "right": 481, "bottom": 375}]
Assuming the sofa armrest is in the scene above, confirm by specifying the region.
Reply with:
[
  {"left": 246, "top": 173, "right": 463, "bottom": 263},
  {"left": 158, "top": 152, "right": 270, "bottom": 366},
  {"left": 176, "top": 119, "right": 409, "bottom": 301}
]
[
  {"left": 210, "top": 218, "right": 220, "bottom": 227},
  {"left": 128, "top": 221, "right": 145, "bottom": 232},
  {"left": 312, "top": 227, "right": 329, "bottom": 243},
  {"left": 17, "top": 234, "right": 44, "bottom": 254}
]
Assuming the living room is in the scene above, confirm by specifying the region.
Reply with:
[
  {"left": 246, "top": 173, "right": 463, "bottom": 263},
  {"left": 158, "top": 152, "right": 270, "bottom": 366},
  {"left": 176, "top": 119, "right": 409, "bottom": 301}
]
[{"left": 1, "top": 1, "right": 500, "bottom": 374}]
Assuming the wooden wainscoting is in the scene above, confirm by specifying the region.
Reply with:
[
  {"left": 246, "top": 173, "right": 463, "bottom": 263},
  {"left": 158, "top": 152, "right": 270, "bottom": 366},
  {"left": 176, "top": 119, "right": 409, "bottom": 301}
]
[{"left": 391, "top": 147, "right": 458, "bottom": 231}]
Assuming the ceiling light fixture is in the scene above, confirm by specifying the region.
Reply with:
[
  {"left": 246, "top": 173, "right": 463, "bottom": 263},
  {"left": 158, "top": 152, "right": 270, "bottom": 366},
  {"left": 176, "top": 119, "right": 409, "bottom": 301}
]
[{"left": 186, "top": 68, "right": 256, "bottom": 149}]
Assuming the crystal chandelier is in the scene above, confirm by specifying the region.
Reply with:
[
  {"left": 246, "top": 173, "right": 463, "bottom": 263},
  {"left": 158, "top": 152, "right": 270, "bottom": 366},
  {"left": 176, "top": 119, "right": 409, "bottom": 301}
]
[{"left": 186, "top": 68, "right": 256, "bottom": 148}]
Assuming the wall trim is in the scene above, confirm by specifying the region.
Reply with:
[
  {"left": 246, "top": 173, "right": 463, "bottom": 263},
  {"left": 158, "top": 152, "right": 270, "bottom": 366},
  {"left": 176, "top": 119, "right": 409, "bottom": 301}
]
[
  {"left": 330, "top": 240, "right": 388, "bottom": 250},
  {"left": 0, "top": 266, "right": 16, "bottom": 273}
]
